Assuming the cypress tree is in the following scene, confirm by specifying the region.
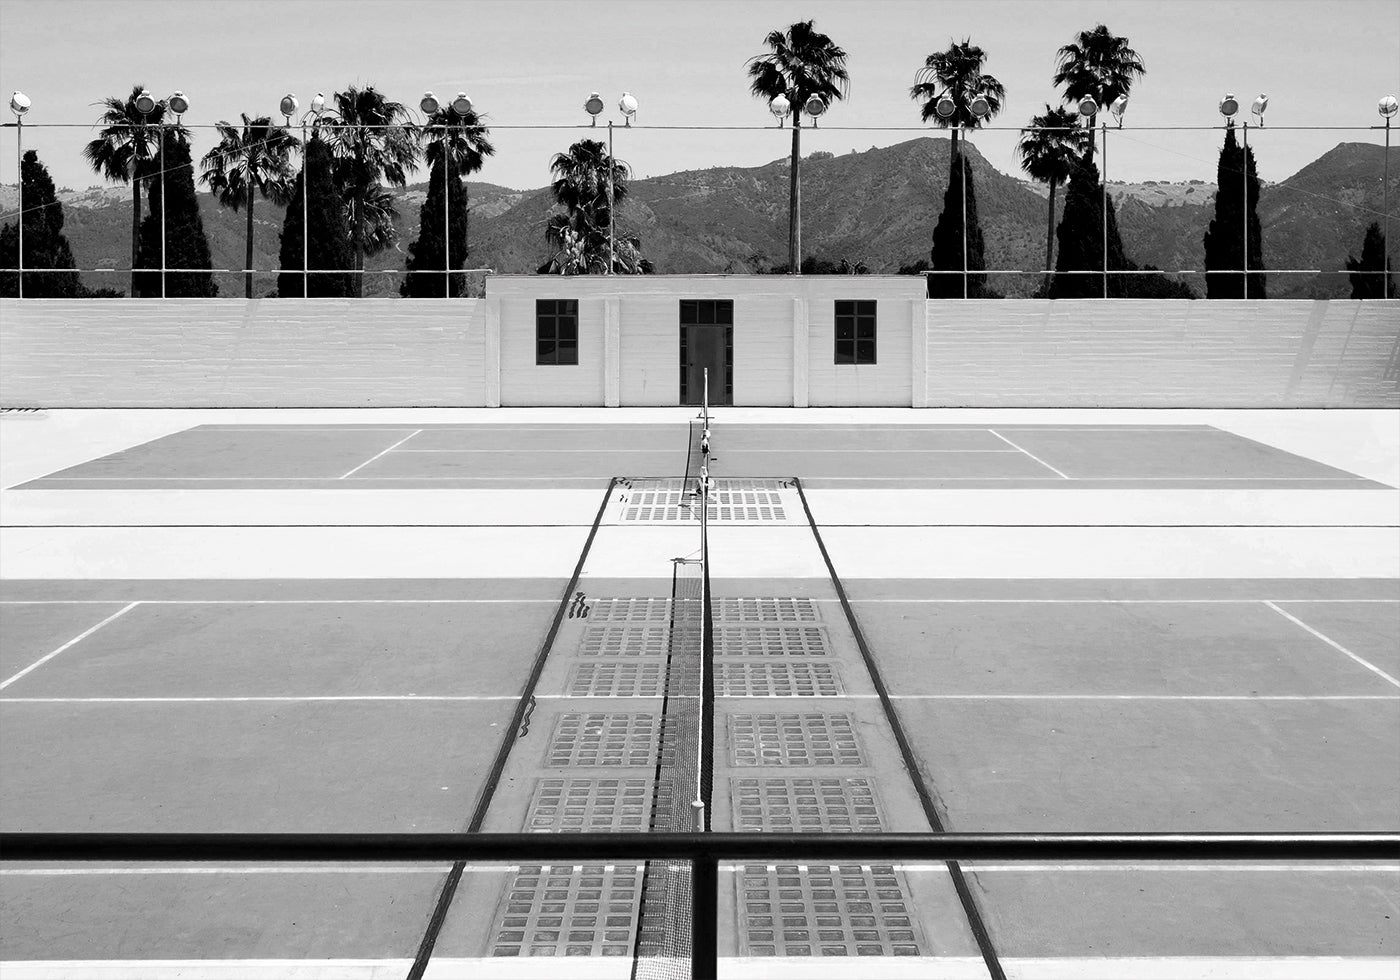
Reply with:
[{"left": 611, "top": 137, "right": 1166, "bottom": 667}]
[
  {"left": 401, "top": 148, "right": 469, "bottom": 297},
  {"left": 1049, "top": 154, "right": 1129, "bottom": 298},
  {"left": 928, "top": 155, "right": 989, "bottom": 298},
  {"left": 0, "top": 150, "right": 84, "bottom": 298},
  {"left": 277, "top": 137, "right": 353, "bottom": 298},
  {"left": 134, "top": 130, "right": 216, "bottom": 297},
  {"left": 1203, "top": 124, "right": 1266, "bottom": 298},
  {"left": 1345, "top": 222, "right": 1396, "bottom": 299}
]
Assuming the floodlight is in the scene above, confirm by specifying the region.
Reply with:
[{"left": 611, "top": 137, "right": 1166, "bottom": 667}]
[
  {"left": 768, "top": 93, "right": 790, "bottom": 125},
  {"left": 420, "top": 91, "right": 440, "bottom": 115},
  {"left": 280, "top": 94, "right": 298, "bottom": 121},
  {"left": 451, "top": 92, "right": 473, "bottom": 116},
  {"left": 1110, "top": 94, "right": 1129, "bottom": 126},
  {"left": 9, "top": 91, "right": 30, "bottom": 116},
  {"left": 167, "top": 91, "right": 189, "bottom": 117},
  {"left": 1251, "top": 94, "right": 1268, "bottom": 125},
  {"left": 584, "top": 92, "right": 604, "bottom": 124},
  {"left": 310, "top": 92, "right": 326, "bottom": 115},
  {"left": 1077, "top": 95, "right": 1097, "bottom": 118},
  {"left": 934, "top": 93, "right": 956, "bottom": 119},
  {"left": 1379, "top": 95, "right": 1398, "bottom": 119},
  {"left": 618, "top": 92, "right": 637, "bottom": 126},
  {"left": 1219, "top": 93, "right": 1238, "bottom": 119},
  {"left": 134, "top": 90, "right": 157, "bottom": 115},
  {"left": 969, "top": 95, "right": 990, "bottom": 118},
  {"left": 803, "top": 94, "right": 827, "bottom": 118}
]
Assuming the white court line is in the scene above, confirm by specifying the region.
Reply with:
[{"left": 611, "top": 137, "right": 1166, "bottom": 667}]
[
  {"left": 7, "top": 694, "right": 1394, "bottom": 705},
  {"left": 0, "top": 603, "right": 139, "bottom": 691},
  {"left": 884, "top": 694, "right": 1400, "bottom": 701},
  {"left": 394, "top": 448, "right": 1023, "bottom": 453},
  {"left": 337, "top": 429, "right": 424, "bottom": 479},
  {"left": 27, "top": 475, "right": 1375, "bottom": 481},
  {"left": 0, "top": 599, "right": 559, "bottom": 605},
  {"left": 955, "top": 864, "right": 1400, "bottom": 872},
  {"left": 1264, "top": 601, "right": 1400, "bottom": 689},
  {"left": 987, "top": 429, "right": 1073, "bottom": 479},
  {"left": 0, "top": 866, "right": 453, "bottom": 875},
  {"left": 0, "top": 695, "right": 523, "bottom": 704},
  {"left": 843, "top": 598, "right": 1400, "bottom": 604}
]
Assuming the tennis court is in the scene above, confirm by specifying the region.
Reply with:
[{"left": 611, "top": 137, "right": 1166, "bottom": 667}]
[{"left": 1, "top": 406, "right": 1397, "bottom": 979}]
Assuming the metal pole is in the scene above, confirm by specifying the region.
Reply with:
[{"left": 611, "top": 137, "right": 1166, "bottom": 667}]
[
  {"left": 1241, "top": 121, "right": 1249, "bottom": 300},
  {"left": 1385, "top": 118, "right": 1392, "bottom": 298},
  {"left": 1102, "top": 121, "right": 1108, "bottom": 299},
  {"left": 607, "top": 120, "right": 614, "bottom": 276},
  {"left": 960, "top": 130, "right": 968, "bottom": 298},
  {"left": 301, "top": 121, "right": 309, "bottom": 297},
  {"left": 443, "top": 118, "right": 450, "bottom": 297},
  {"left": 160, "top": 121, "right": 166, "bottom": 299},
  {"left": 15, "top": 116, "right": 21, "bottom": 298}
]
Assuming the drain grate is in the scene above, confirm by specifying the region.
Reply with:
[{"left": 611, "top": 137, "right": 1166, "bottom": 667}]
[
  {"left": 590, "top": 598, "right": 675, "bottom": 622},
  {"left": 728, "top": 713, "right": 864, "bottom": 767},
  {"left": 567, "top": 662, "right": 666, "bottom": 697},
  {"left": 618, "top": 479, "right": 790, "bottom": 522},
  {"left": 579, "top": 625, "right": 671, "bottom": 657},
  {"left": 546, "top": 713, "right": 670, "bottom": 768},
  {"left": 526, "top": 778, "right": 652, "bottom": 833},
  {"left": 737, "top": 864, "right": 925, "bottom": 957},
  {"left": 718, "top": 625, "right": 828, "bottom": 657},
  {"left": 717, "top": 662, "right": 843, "bottom": 697},
  {"left": 715, "top": 598, "right": 819, "bottom": 623},
  {"left": 491, "top": 863, "right": 641, "bottom": 957},
  {"left": 731, "top": 777, "right": 884, "bottom": 833}
]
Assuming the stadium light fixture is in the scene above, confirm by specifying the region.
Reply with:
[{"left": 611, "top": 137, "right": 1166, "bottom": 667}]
[
  {"left": 310, "top": 92, "right": 326, "bottom": 116},
  {"left": 969, "top": 95, "right": 990, "bottom": 119},
  {"left": 134, "top": 89, "right": 157, "bottom": 116},
  {"left": 618, "top": 92, "right": 637, "bottom": 127},
  {"left": 581, "top": 94, "right": 637, "bottom": 274},
  {"left": 584, "top": 91, "right": 604, "bottom": 126},
  {"left": 9, "top": 91, "right": 30, "bottom": 117},
  {"left": 768, "top": 93, "right": 791, "bottom": 127},
  {"left": 934, "top": 93, "right": 956, "bottom": 119},
  {"left": 1077, "top": 95, "right": 1098, "bottom": 119},
  {"left": 1379, "top": 95, "right": 1398, "bottom": 119},
  {"left": 1219, "top": 93, "right": 1239, "bottom": 120},
  {"left": 1251, "top": 94, "right": 1268, "bottom": 126},
  {"left": 1110, "top": 94, "right": 1129, "bottom": 127},
  {"left": 280, "top": 94, "right": 298, "bottom": 125},
  {"left": 452, "top": 92, "right": 473, "bottom": 117},
  {"left": 803, "top": 94, "right": 827, "bottom": 119},
  {"left": 167, "top": 91, "right": 189, "bottom": 120},
  {"left": 420, "top": 91, "right": 440, "bottom": 115}
]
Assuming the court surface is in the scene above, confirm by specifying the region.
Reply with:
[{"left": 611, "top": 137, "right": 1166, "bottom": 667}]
[{"left": 1, "top": 407, "right": 1397, "bottom": 980}]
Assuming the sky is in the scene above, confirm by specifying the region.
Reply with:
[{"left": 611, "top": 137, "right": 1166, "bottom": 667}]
[{"left": 1, "top": 0, "right": 1398, "bottom": 192}]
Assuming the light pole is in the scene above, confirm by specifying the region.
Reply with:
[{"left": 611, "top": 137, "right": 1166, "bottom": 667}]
[
  {"left": 9, "top": 91, "right": 29, "bottom": 298},
  {"left": 162, "top": 91, "right": 188, "bottom": 299},
  {"left": 132, "top": 89, "right": 157, "bottom": 297},
  {"left": 1075, "top": 95, "right": 1101, "bottom": 297},
  {"left": 420, "top": 91, "right": 475, "bottom": 296},
  {"left": 1218, "top": 94, "right": 1245, "bottom": 296},
  {"left": 284, "top": 93, "right": 325, "bottom": 296},
  {"left": 931, "top": 93, "right": 957, "bottom": 294},
  {"left": 1381, "top": 95, "right": 1398, "bottom": 296},
  {"left": 584, "top": 92, "right": 637, "bottom": 275}
]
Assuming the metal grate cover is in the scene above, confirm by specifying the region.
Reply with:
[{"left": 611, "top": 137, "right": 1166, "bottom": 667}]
[
  {"left": 618, "top": 478, "right": 791, "bottom": 522},
  {"left": 717, "top": 625, "right": 828, "bottom": 657},
  {"left": 737, "top": 864, "right": 925, "bottom": 957},
  {"left": 546, "top": 713, "right": 670, "bottom": 768},
  {"left": 716, "top": 662, "right": 843, "bottom": 697},
  {"left": 526, "top": 778, "right": 652, "bottom": 833},
  {"left": 590, "top": 598, "right": 675, "bottom": 622},
  {"left": 731, "top": 777, "right": 884, "bottom": 833},
  {"left": 567, "top": 662, "right": 666, "bottom": 698},
  {"left": 714, "top": 598, "right": 819, "bottom": 623},
  {"left": 491, "top": 863, "right": 641, "bottom": 957},
  {"left": 579, "top": 625, "right": 671, "bottom": 657},
  {"left": 728, "top": 713, "right": 864, "bottom": 767}
]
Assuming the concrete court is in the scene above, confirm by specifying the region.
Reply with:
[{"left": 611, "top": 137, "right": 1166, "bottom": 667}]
[{"left": 1, "top": 407, "right": 1398, "bottom": 980}]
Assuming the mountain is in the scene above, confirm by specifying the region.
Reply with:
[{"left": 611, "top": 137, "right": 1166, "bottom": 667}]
[{"left": 3, "top": 139, "right": 1393, "bottom": 298}]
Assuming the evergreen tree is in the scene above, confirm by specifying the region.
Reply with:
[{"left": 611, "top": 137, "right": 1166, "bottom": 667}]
[
  {"left": 0, "top": 150, "right": 83, "bottom": 297},
  {"left": 928, "top": 155, "right": 990, "bottom": 298},
  {"left": 134, "top": 130, "right": 216, "bottom": 297},
  {"left": 1203, "top": 124, "right": 1266, "bottom": 298},
  {"left": 401, "top": 148, "right": 469, "bottom": 297},
  {"left": 1345, "top": 222, "right": 1396, "bottom": 299},
  {"left": 1049, "top": 154, "right": 1129, "bottom": 297},
  {"left": 277, "top": 137, "right": 354, "bottom": 298}
]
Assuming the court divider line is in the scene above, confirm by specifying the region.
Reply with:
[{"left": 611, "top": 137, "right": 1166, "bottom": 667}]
[
  {"left": 5, "top": 694, "right": 1395, "bottom": 704},
  {"left": 1262, "top": 601, "right": 1400, "bottom": 688},
  {"left": 405, "top": 477, "right": 617, "bottom": 980},
  {"left": 0, "top": 602, "right": 139, "bottom": 691},
  {"left": 986, "top": 430, "right": 1073, "bottom": 479},
  {"left": 337, "top": 429, "right": 424, "bottom": 479},
  {"left": 792, "top": 477, "right": 1007, "bottom": 980},
  {"left": 6, "top": 598, "right": 1394, "bottom": 605},
  {"left": 24, "top": 475, "right": 1376, "bottom": 481}
]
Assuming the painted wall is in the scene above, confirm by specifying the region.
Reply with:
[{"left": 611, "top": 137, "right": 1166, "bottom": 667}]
[{"left": 925, "top": 300, "right": 1400, "bottom": 407}]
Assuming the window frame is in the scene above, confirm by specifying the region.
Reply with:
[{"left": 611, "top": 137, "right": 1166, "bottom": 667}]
[
  {"left": 535, "top": 298, "right": 579, "bottom": 366},
  {"left": 834, "top": 300, "right": 877, "bottom": 365}
]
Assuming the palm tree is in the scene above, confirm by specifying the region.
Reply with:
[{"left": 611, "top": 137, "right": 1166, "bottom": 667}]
[
  {"left": 316, "top": 85, "right": 420, "bottom": 295},
  {"left": 747, "top": 20, "right": 850, "bottom": 273},
  {"left": 910, "top": 40, "right": 1005, "bottom": 169},
  {"left": 1017, "top": 105, "right": 1090, "bottom": 288},
  {"left": 541, "top": 139, "right": 640, "bottom": 274},
  {"left": 1053, "top": 24, "right": 1145, "bottom": 162},
  {"left": 199, "top": 114, "right": 299, "bottom": 298},
  {"left": 421, "top": 105, "right": 494, "bottom": 267},
  {"left": 83, "top": 85, "right": 187, "bottom": 295}
]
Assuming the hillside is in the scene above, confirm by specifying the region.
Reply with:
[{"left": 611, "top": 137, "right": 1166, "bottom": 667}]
[{"left": 2, "top": 139, "right": 1393, "bottom": 298}]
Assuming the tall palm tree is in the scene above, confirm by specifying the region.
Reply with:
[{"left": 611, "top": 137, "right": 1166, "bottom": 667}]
[
  {"left": 747, "top": 20, "right": 850, "bottom": 274},
  {"left": 1017, "top": 105, "right": 1090, "bottom": 288},
  {"left": 83, "top": 85, "right": 187, "bottom": 295},
  {"left": 199, "top": 114, "right": 299, "bottom": 298},
  {"left": 1052, "top": 24, "right": 1145, "bottom": 162},
  {"left": 316, "top": 85, "right": 420, "bottom": 295},
  {"left": 421, "top": 105, "right": 495, "bottom": 266},
  {"left": 541, "top": 139, "right": 640, "bottom": 274},
  {"left": 910, "top": 40, "right": 1005, "bottom": 169}
]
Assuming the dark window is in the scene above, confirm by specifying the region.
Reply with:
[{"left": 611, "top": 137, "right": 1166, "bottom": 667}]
[
  {"left": 679, "top": 299, "right": 733, "bottom": 326},
  {"left": 536, "top": 299, "right": 578, "bottom": 365},
  {"left": 835, "top": 300, "right": 876, "bottom": 364}
]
